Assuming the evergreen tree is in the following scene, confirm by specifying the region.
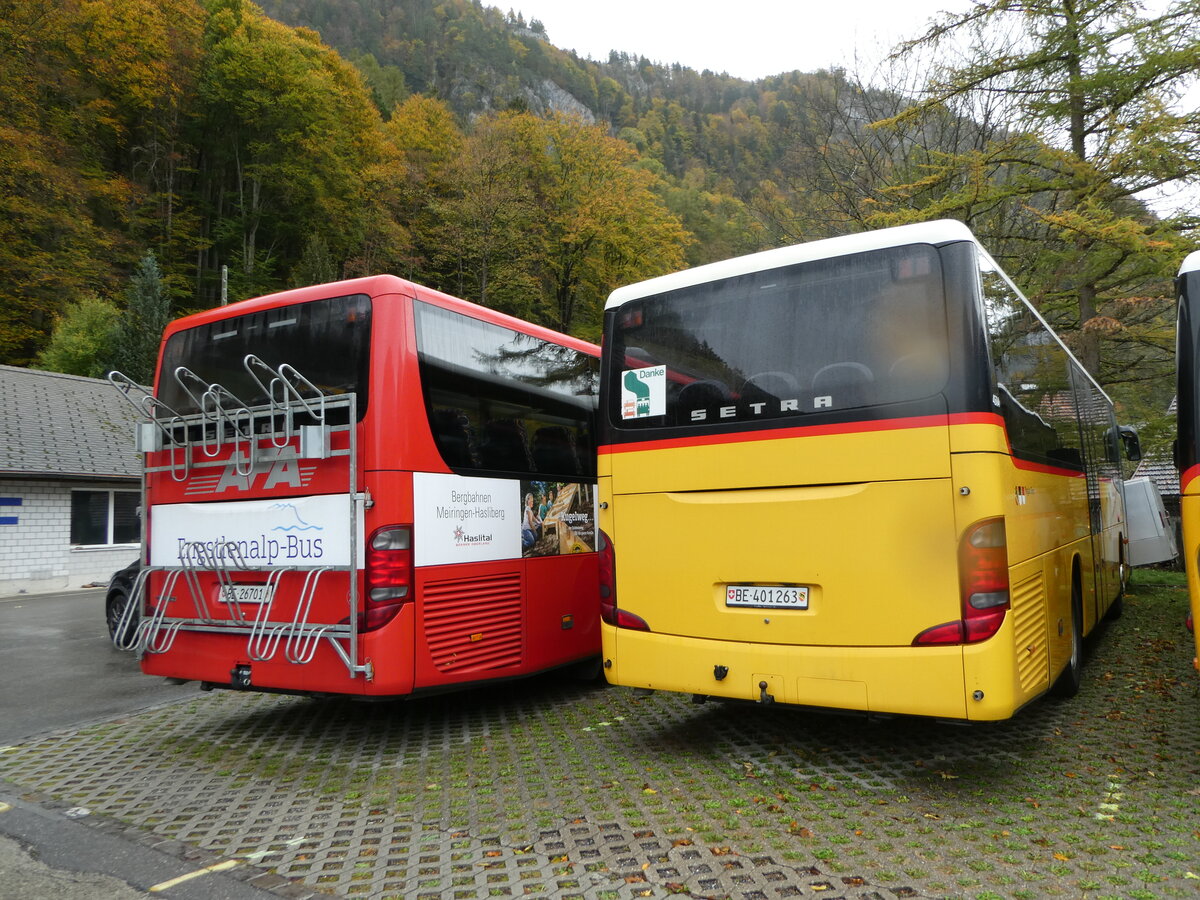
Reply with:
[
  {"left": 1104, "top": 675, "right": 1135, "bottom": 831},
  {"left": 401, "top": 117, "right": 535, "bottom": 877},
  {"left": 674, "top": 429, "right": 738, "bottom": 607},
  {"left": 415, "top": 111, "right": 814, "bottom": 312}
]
[
  {"left": 290, "top": 234, "right": 339, "bottom": 287},
  {"left": 112, "top": 252, "right": 172, "bottom": 385},
  {"left": 877, "top": 0, "right": 1200, "bottom": 380}
]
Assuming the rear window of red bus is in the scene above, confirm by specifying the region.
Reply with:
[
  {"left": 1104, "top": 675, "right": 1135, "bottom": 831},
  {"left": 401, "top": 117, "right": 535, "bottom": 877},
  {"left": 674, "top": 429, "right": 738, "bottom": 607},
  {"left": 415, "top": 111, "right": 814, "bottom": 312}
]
[{"left": 158, "top": 294, "right": 372, "bottom": 423}]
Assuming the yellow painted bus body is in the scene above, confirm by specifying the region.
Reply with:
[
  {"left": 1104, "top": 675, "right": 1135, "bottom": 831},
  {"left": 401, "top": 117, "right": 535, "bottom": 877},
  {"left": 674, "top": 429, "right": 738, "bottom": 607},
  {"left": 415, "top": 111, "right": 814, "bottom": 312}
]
[
  {"left": 1181, "top": 477, "right": 1200, "bottom": 671},
  {"left": 600, "top": 417, "right": 1122, "bottom": 721}
]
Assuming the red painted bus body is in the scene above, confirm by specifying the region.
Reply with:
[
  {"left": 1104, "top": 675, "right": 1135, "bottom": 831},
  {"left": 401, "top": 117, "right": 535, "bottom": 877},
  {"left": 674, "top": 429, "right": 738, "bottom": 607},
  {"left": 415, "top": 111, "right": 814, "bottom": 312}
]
[{"left": 123, "top": 275, "right": 600, "bottom": 697}]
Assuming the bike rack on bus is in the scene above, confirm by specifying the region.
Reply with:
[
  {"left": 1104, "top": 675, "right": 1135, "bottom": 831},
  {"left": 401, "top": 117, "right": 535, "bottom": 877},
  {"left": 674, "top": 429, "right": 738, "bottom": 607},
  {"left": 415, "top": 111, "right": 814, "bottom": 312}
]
[
  {"left": 108, "top": 372, "right": 192, "bottom": 481},
  {"left": 244, "top": 355, "right": 330, "bottom": 459},
  {"left": 108, "top": 362, "right": 368, "bottom": 682},
  {"left": 173, "top": 367, "right": 256, "bottom": 474},
  {"left": 112, "top": 563, "right": 187, "bottom": 655}
]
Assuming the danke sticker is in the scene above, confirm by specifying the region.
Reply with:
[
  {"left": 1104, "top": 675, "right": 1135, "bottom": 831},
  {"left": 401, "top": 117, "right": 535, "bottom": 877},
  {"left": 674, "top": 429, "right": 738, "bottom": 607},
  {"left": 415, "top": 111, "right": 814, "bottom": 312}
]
[{"left": 621, "top": 366, "right": 666, "bottom": 419}]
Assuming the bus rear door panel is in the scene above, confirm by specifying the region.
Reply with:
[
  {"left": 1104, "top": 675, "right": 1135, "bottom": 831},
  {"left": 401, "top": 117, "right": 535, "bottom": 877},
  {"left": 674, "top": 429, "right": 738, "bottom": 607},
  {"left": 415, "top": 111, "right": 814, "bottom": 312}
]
[{"left": 604, "top": 451, "right": 959, "bottom": 651}]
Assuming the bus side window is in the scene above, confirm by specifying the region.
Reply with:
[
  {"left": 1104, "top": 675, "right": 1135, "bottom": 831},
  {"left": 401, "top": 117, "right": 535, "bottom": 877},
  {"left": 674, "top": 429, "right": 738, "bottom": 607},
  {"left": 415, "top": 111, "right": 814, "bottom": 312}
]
[
  {"left": 414, "top": 300, "right": 598, "bottom": 479},
  {"left": 430, "top": 408, "right": 475, "bottom": 467},
  {"left": 532, "top": 426, "right": 580, "bottom": 476},
  {"left": 982, "top": 267, "right": 1084, "bottom": 469},
  {"left": 479, "top": 419, "right": 532, "bottom": 473}
]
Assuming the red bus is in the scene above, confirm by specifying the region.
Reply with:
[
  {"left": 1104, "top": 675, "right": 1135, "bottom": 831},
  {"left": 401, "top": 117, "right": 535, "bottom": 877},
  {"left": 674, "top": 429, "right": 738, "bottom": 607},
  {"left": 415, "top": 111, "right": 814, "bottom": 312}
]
[{"left": 110, "top": 275, "right": 600, "bottom": 697}]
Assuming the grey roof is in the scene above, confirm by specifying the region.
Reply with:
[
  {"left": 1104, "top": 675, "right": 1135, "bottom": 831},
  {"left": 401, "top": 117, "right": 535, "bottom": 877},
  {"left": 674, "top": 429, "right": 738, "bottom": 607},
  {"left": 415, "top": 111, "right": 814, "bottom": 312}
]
[
  {"left": 1132, "top": 456, "right": 1180, "bottom": 498},
  {"left": 0, "top": 365, "right": 143, "bottom": 480}
]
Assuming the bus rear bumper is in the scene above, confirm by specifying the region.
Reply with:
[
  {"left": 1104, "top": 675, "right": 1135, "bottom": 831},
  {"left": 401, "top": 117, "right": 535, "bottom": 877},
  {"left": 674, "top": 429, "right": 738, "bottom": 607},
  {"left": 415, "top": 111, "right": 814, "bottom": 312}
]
[
  {"left": 603, "top": 626, "right": 1018, "bottom": 721},
  {"left": 139, "top": 628, "right": 411, "bottom": 697}
]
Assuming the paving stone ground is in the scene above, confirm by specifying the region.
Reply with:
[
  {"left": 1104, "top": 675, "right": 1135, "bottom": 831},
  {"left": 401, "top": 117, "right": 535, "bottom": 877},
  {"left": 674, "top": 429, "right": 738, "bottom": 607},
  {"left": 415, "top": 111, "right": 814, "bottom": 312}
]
[{"left": 2, "top": 574, "right": 1199, "bottom": 900}]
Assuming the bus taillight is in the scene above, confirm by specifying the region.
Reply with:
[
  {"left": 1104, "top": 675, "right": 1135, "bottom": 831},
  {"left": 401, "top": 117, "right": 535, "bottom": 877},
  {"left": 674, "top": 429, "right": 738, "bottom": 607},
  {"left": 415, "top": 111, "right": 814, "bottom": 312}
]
[
  {"left": 364, "top": 525, "right": 413, "bottom": 631},
  {"left": 958, "top": 516, "right": 1009, "bottom": 641},
  {"left": 598, "top": 529, "right": 617, "bottom": 624},
  {"left": 914, "top": 517, "right": 1009, "bottom": 646},
  {"left": 598, "top": 529, "right": 649, "bottom": 631}
]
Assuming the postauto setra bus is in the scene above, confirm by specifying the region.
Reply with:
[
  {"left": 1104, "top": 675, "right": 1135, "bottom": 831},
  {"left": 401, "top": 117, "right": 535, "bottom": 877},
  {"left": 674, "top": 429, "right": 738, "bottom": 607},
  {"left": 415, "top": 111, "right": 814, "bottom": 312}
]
[
  {"left": 598, "top": 220, "right": 1141, "bottom": 721},
  {"left": 111, "top": 275, "right": 601, "bottom": 697},
  {"left": 1175, "top": 249, "right": 1200, "bottom": 671}
]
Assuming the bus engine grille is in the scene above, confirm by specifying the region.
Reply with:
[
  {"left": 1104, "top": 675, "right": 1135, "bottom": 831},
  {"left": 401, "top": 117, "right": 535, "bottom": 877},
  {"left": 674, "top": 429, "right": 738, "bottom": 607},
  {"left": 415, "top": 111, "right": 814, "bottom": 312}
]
[
  {"left": 1011, "top": 573, "right": 1047, "bottom": 692},
  {"left": 423, "top": 572, "right": 524, "bottom": 672}
]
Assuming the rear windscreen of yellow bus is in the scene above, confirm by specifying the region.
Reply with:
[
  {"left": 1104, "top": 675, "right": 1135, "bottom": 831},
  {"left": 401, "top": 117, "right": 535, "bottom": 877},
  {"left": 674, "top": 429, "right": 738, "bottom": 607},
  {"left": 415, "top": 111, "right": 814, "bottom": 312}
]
[{"left": 610, "top": 244, "right": 950, "bottom": 428}]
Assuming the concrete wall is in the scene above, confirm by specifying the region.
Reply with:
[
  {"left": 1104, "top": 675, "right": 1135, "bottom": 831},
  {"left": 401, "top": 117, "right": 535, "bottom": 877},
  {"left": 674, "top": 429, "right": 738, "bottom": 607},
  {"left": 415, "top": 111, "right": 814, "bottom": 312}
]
[{"left": 0, "top": 479, "right": 140, "bottom": 596}]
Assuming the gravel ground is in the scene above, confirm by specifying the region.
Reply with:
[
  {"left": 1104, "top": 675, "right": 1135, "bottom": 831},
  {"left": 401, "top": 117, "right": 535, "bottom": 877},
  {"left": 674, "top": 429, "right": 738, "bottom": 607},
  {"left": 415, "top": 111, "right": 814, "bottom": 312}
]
[{"left": 1, "top": 571, "right": 1197, "bottom": 900}]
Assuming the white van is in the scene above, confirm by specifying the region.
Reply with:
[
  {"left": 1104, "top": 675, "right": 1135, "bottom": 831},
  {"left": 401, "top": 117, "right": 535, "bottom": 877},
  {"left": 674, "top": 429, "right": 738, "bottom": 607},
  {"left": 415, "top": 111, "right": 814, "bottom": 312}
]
[{"left": 1124, "top": 476, "right": 1179, "bottom": 566}]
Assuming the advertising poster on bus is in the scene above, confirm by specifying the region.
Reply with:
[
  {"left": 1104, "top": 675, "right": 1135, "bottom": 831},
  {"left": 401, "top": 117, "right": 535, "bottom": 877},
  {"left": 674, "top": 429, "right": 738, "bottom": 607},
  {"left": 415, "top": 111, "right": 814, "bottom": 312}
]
[
  {"left": 518, "top": 480, "right": 596, "bottom": 558},
  {"left": 414, "top": 472, "right": 596, "bottom": 567}
]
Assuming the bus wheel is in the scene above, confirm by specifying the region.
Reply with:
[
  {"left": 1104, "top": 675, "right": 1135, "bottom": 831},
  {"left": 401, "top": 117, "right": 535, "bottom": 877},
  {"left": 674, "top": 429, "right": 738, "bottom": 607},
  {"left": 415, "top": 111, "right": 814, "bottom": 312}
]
[{"left": 1052, "top": 584, "right": 1084, "bottom": 698}]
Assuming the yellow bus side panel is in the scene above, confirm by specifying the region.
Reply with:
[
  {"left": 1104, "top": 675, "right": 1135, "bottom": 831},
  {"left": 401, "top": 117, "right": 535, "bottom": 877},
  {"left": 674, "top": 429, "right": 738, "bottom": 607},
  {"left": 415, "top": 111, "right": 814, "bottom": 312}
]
[
  {"left": 949, "top": 451, "right": 1089, "bottom": 567},
  {"left": 951, "top": 450, "right": 1099, "bottom": 699},
  {"left": 1182, "top": 494, "right": 1200, "bottom": 670}
]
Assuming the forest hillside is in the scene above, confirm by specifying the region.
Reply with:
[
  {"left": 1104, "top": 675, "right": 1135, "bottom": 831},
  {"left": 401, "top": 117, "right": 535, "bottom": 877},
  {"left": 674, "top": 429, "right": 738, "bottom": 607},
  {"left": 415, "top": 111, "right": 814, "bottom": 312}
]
[{"left": 4, "top": 0, "right": 1197, "bottom": 442}]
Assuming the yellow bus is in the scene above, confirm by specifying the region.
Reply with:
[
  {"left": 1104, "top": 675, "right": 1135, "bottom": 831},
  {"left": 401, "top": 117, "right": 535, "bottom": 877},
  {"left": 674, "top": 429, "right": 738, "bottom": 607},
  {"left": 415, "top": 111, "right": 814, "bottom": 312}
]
[
  {"left": 1176, "top": 249, "right": 1200, "bottom": 671},
  {"left": 598, "top": 220, "right": 1142, "bottom": 721}
]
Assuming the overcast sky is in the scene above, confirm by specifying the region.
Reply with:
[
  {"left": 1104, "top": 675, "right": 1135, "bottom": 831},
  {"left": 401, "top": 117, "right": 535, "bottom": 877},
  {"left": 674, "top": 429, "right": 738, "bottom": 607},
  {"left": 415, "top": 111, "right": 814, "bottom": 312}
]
[{"left": 508, "top": 0, "right": 975, "bottom": 81}]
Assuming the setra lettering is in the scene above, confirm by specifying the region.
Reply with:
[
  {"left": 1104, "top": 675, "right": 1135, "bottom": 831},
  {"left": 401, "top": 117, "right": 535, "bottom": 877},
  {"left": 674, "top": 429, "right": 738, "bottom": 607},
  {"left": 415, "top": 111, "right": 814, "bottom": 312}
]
[{"left": 685, "top": 395, "right": 834, "bottom": 421}]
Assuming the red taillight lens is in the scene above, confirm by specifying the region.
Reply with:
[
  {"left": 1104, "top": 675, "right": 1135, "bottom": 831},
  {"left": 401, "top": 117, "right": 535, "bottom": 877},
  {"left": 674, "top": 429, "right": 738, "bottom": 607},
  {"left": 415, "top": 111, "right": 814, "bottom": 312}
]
[
  {"left": 958, "top": 516, "right": 1009, "bottom": 642},
  {"left": 363, "top": 525, "right": 413, "bottom": 631},
  {"left": 960, "top": 518, "right": 1008, "bottom": 607},
  {"left": 913, "top": 517, "right": 1009, "bottom": 646},
  {"left": 598, "top": 529, "right": 650, "bottom": 631},
  {"left": 598, "top": 529, "right": 617, "bottom": 625},
  {"left": 912, "top": 620, "right": 965, "bottom": 646}
]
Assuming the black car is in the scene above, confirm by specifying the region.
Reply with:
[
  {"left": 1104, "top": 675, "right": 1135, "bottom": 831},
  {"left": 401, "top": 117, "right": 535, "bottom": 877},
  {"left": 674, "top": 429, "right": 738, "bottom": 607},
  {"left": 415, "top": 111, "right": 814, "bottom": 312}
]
[{"left": 105, "top": 559, "right": 142, "bottom": 646}]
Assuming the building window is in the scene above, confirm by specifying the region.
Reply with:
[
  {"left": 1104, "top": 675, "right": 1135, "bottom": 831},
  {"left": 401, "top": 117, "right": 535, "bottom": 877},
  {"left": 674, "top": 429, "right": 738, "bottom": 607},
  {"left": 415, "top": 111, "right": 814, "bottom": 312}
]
[{"left": 70, "top": 490, "right": 139, "bottom": 546}]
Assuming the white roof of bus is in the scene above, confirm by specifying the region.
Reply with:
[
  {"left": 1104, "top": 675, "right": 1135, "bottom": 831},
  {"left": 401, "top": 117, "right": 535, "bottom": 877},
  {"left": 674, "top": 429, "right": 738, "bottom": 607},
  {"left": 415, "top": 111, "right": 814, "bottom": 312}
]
[
  {"left": 1180, "top": 250, "right": 1200, "bottom": 276},
  {"left": 605, "top": 219, "right": 977, "bottom": 309}
]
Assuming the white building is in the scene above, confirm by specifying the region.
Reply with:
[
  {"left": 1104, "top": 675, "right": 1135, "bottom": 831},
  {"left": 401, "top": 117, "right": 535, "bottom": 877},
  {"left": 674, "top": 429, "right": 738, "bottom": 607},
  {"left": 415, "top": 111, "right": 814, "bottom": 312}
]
[{"left": 0, "top": 365, "right": 143, "bottom": 595}]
